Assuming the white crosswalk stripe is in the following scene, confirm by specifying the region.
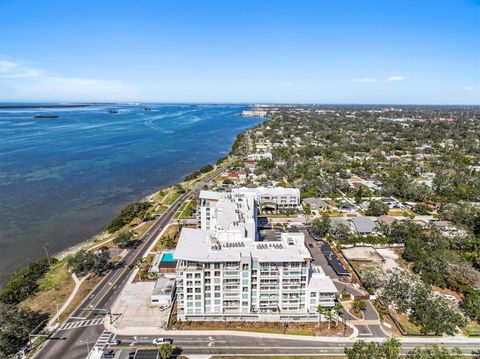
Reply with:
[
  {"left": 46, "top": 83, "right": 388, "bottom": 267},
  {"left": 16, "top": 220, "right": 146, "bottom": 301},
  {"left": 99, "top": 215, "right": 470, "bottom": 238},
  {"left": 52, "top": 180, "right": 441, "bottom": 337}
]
[
  {"left": 56, "top": 317, "right": 104, "bottom": 331},
  {"left": 92, "top": 330, "right": 114, "bottom": 350}
]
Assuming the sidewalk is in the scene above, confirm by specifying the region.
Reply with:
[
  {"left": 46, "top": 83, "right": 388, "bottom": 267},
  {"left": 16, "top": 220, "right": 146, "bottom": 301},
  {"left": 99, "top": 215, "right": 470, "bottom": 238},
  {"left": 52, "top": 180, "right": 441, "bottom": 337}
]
[
  {"left": 103, "top": 317, "right": 359, "bottom": 342},
  {"left": 47, "top": 272, "right": 87, "bottom": 329}
]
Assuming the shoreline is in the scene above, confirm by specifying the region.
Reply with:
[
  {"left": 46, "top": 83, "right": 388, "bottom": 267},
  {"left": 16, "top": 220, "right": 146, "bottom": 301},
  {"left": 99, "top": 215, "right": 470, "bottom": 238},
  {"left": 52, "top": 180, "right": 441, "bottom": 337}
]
[{"left": 51, "top": 110, "right": 265, "bottom": 262}]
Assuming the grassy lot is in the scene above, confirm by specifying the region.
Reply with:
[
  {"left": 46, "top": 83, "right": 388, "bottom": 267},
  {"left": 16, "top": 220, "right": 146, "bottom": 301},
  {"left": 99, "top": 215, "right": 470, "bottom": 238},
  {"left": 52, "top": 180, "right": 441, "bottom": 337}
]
[
  {"left": 58, "top": 275, "right": 102, "bottom": 322},
  {"left": 463, "top": 321, "right": 480, "bottom": 337},
  {"left": 179, "top": 200, "right": 196, "bottom": 219},
  {"left": 164, "top": 191, "right": 181, "bottom": 206},
  {"left": 152, "top": 224, "right": 179, "bottom": 252},
  {"left": 20, "top": 259, "right": 75, "bottom": 317},
  {"left": 390, "top": 311, "right": 422, "bottom": 336}
]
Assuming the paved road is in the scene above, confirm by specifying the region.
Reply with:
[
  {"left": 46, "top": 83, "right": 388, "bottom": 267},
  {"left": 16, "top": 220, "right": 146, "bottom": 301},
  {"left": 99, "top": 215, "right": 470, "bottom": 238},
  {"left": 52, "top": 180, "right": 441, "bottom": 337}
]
[
  {"left": 33, "top": 167, "right": 226, "bottom": 359},
  {"left": 102, "top": 334, "right": 480, "bottom": 356}
]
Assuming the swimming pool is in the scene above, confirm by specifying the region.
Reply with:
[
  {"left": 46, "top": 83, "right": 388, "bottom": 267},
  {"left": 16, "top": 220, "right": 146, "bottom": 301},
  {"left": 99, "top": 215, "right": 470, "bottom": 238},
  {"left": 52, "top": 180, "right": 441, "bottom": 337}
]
[{"left": 161, "top": 252, "right": 176, "bottom": 262}]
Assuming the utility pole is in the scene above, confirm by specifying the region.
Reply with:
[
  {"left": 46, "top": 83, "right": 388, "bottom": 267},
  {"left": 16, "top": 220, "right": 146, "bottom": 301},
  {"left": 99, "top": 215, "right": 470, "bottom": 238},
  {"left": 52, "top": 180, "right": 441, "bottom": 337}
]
[{"left": 43, "top": 243, "right": 51, "bottom": 265}]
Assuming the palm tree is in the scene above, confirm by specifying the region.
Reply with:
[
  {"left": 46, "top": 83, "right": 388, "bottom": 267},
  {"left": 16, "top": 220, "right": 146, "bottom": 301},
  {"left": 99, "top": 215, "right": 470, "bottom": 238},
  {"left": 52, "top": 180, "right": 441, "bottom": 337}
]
[
  {"left": 316, "top": 304, "right": 326, "bottom": 326},
  {"left": 333, "top": 302, "right": 343, "bottom": 327},
  {"left": 326, "top": 309, "right": 334, "bottom": 330},
  {"left": 43, "top": 243, "right": 51, "bottom": 265},
  {"left": 159, "top": 343, "right": 173, "bottom": 359},
  {"left": 383, "top": 337, "right": 401, "bottom": 359}
]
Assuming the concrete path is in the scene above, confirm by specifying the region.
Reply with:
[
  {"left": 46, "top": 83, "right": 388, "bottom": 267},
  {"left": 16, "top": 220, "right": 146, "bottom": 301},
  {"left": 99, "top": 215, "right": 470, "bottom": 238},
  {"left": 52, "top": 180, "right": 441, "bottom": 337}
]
[{"left": 47, "top": 273, "right": 87, "bottom": 329}]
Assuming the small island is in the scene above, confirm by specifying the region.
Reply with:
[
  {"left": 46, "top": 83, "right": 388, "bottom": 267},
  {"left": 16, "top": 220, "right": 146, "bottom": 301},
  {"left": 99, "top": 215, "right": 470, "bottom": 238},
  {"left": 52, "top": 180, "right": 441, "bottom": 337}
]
[{"left": 33, "top": 115, "right": 59, "bottom": 119}]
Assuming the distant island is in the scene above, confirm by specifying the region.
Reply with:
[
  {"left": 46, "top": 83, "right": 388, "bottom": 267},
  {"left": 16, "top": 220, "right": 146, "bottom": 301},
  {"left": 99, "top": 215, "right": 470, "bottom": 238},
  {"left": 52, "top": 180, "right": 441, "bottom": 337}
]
[{"left": 33, "top": 115, "right": 59, "bottom": 119}]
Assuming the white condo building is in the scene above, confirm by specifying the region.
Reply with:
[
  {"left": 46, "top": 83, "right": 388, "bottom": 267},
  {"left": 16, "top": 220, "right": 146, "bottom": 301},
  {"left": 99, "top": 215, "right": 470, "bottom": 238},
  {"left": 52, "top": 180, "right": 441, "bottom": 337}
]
[
  {"left": 174, "top": 190, "right": 337, "bottom": 322},
  {"left": 233, "top": 187, "right": 300, "bottom": 213}
]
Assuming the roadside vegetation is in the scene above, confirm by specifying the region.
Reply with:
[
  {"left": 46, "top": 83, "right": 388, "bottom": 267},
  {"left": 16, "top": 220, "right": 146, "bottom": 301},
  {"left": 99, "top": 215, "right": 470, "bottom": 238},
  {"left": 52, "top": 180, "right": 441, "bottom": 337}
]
[{"left": 345, "top": 338, "right": 464, "bottom": 359}]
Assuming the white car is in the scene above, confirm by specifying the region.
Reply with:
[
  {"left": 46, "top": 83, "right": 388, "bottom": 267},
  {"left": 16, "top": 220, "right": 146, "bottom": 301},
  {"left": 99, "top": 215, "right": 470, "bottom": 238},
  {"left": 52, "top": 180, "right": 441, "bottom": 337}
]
[
  {"left": 107, "top": 339, "right": 121, "bottom": 346},
  {"left": 442, "top": 294, "right": 456, "bottom": 301},
  {"left": 152, "top": 338, "right": 173, "bottom": 345}
]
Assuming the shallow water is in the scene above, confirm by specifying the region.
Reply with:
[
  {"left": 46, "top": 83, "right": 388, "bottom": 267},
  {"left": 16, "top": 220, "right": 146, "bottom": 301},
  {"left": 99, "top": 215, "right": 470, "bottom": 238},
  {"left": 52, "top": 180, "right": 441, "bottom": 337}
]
[{"left": 0, "top": 104, "right": 262, "bottom": 287}]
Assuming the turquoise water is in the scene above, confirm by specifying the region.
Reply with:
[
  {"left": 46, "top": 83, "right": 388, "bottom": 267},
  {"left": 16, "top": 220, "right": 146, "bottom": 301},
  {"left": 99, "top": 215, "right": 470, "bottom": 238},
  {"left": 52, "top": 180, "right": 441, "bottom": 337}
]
[
  {"left": 0, "top": 104, "right": 262, "bottom": 287},
  {"left": 161, "top": 252, "right": 175, "bottom": 262}
]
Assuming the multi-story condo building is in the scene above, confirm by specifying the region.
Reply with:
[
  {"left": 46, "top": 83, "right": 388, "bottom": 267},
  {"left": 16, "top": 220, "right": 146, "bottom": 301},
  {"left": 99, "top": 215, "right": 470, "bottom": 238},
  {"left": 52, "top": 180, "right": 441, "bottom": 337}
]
[
  {"left": 233, "top": 187, "right": 300, "bottom": 213},
  {"left": 175, "top": 190, "right": 337, "bottom": 322}
]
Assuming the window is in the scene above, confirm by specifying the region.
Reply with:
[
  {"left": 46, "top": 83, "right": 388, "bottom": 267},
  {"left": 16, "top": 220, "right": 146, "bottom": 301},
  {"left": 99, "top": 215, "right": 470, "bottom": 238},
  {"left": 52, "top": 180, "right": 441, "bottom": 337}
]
[
  {"left": 214, "top": 271, "right": 221, "bottom": 277},
  {"left": 242, "top": 287, "right": 248, "bottom": 292},
  {"left": 195, "top": 294, "right": 201, "bottom": 300},
  {"left": 214, "top": 263, "right": 220, "bottom": 269},
  {"left": 195, "top": 288, "right": 201, "bottom": 293},
  {"left": 242, "top": 263, "right": 249, "bottom": 270},
  {"left": 187, "top": 288, "right": 193, "bottom": 293},
  {"left": 195, "top": 273, "right": 201, "bottom": 278},
  {"left": 214, "top": 285, "right": 221, "bottom": 291},
  {"left": 205, "top": 286, "right": 211, "bottom": 291}
]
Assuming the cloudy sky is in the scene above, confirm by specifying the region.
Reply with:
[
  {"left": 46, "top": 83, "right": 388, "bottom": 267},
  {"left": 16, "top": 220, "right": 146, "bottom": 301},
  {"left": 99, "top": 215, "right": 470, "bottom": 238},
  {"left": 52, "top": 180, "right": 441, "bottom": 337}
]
[{"left": 1, "top": 0, "right": 479, "bottom": 104}]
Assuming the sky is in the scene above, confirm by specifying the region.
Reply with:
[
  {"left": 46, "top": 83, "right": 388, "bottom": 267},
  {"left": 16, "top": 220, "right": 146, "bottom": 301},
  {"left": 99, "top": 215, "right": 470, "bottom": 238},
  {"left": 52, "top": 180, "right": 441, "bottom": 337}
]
[{"left": 0, "top": 0, "right": 479, "bottom": 104}]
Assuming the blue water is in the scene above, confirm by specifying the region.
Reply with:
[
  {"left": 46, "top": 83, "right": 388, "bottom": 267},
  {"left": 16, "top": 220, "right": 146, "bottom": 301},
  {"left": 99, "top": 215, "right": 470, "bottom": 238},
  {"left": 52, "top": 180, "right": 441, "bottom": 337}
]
[
  {"left": 0, "top": 104, "right": 262, "bottom": 287},
  {"left": 161, "top": 253, "right": 175, "bottom": 262}
]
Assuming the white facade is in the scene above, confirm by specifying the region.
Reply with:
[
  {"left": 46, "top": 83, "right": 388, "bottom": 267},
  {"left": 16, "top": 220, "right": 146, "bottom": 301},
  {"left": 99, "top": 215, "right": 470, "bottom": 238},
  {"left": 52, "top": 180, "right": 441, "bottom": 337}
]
[
  {"left": 175, "top": 190, "right": 337, "bottom": 322},
  {"left": 233, "top": 186, "right": 300, "bottom": 212}
]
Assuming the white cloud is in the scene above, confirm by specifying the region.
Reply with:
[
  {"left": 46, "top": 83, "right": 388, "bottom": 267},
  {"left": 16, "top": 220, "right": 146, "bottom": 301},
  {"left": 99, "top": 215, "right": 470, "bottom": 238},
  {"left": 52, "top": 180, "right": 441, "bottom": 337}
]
[
  {"left": 386, "top": 76, "right": 405, "bottom": 82},
  {"left": 0, "top": 59, "right": 43, "bottom": 78},
  {"left": 282, "top": 81, "right": 294, "bottom": 86},
  {"left": 352, "top": 78, "right": 378, "bottom": 83},
  {"left": 0, "top": 57, "right": 139, "bottom": 101},
  {"left": 462, "top": 86, "right": 477, "bottom": 92}
]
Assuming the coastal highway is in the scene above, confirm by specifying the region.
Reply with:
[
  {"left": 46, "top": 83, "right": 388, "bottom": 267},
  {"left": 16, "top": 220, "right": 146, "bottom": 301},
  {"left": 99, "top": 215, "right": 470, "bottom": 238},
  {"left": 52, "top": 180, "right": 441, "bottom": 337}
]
[
  {"left": 31, "top": 164, "right": 480, "bottom": 358},
  {"left": 32, "top": 166, "right": 226, "bottom": 359}
]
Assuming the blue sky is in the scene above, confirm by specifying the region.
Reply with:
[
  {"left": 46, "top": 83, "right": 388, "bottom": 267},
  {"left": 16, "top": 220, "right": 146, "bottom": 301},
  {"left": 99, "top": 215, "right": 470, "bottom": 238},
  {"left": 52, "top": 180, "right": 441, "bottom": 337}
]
[{"left": 1, "top": 0, "right": 479, "bottom": 104}]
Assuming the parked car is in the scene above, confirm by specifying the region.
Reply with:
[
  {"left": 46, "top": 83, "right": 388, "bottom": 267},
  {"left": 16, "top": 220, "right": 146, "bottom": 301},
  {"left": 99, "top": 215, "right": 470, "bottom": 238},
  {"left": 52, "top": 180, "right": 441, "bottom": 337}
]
[
  {"left": 152, "top": 338, "right": 173, "bottom": 345},
  {"left": 442, "top": 294, "right": 456, "bottom": 301},
  {"left": 101, "top": 350, "right": 115, "bottom": 358},
  {"left": 308, "top": 243, "right": 314, "bottom": 248},
  {"left": 107, "top": 339, "right": 121, "bottom": 346}
]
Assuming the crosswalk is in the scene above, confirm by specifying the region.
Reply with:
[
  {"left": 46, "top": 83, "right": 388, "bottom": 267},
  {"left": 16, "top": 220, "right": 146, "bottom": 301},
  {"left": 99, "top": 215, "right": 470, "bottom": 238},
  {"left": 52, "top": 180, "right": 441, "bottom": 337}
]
[
  {"left": 93, "top": 330, "right": 114, "bottom": 350},
  {"left": 56, "top": 318, "right": 104, "bottom": 331}
]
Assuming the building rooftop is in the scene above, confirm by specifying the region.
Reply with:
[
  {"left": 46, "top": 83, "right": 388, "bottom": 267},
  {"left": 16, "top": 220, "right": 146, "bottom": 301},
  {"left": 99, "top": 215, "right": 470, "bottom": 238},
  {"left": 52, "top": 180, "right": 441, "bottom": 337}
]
[
  {"left": 308, "top": 266, "right": 338, "bottom": 293},
  {"left": 152, "top": 277, "right": 175, "bottom": 296},
  {"left": 351, "top": 217, "right": 376, "bottom": 234},
  {"left": 174, "top": 228, "right": 311, "bottom": 263}
]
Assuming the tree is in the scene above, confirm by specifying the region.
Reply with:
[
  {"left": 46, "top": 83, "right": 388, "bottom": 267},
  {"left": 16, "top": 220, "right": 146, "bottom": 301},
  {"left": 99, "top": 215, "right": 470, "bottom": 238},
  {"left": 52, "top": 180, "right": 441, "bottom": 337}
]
[
  {"left": 352, "top": 297, "right": 367, "bottom": 314},
  {"left": 159, "top": 343, "right": 173, "bottom": 359},
  {"left": 42, "top": 243, "right": 51, "bottom": 265},
  {"left": 113, "top": 231, "right": 134, "bottom": 248},
  {"left": 406, "top": 346, "right": 463, "bottom": 359},
  {"left": 329, "top": 222, "right": 351, "bottom": 241},
  {"left": 316, "top": 304, "right": 326, "bottom": 326},
  {"left": 0, "top": 303, "right": 48, "bottom": 357},
  {"left": 358, "top": 265, "right": 387, "bottom": 293},
  {"left": 345, "top": 340, "right": 385, "bottom": 359},
  {"left": 383, "top": 337, "right": 401, "bottom": 359},
  {"left": 311, "top": 215, "right": 331, "bottom": 237},
  {"left": 365, "top": 200, "right": 389, "bottom": 216},
  {"left": 461, "top": 289, "right": 480, "bottom": 321},
  {"left": 67, "top": 250, "right": 110, "bottom": 276},
  {"left": 0, "top": 257, "right": 52, "bottom": 305}
]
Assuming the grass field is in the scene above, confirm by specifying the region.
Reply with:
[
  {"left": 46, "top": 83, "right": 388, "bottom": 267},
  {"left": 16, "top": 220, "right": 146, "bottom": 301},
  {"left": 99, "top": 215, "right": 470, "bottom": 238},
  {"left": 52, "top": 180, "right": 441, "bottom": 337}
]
[
  {"left": 58, "top": 275, "right": 102, "bottom": 322},
  {"left": 20, "top": 259, "right": 75, "bottom": 317}
]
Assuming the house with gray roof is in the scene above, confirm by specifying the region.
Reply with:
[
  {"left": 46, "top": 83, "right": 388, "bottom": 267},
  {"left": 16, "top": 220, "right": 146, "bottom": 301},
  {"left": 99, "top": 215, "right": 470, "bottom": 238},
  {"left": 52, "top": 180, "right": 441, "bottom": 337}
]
[{"left": 351, "top": 217, "right": 376, "bottom": 235}]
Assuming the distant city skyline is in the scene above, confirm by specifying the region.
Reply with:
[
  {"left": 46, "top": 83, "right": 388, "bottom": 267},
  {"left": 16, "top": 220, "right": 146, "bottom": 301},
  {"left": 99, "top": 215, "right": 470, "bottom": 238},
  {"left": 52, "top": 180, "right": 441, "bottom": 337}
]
[{"left": 1, "top": 0, "right": 479, "bottom": 104}]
